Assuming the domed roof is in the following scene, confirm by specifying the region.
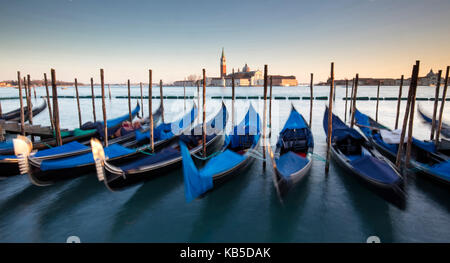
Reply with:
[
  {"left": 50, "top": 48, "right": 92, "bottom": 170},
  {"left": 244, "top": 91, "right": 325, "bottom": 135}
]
[{"left": 243, "top": 63, "right": 250, "bottom": 72}]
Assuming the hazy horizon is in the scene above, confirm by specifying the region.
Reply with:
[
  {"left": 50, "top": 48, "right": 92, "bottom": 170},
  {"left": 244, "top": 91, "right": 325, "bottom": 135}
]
[{"left": 1, "top": 0, "right": 449, "bottom": 84}]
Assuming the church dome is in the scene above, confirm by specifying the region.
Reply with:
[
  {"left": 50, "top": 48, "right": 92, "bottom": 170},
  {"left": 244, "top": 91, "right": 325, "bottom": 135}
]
[{"left": 243, "top": 63, "right": 250, "bottom": 72}]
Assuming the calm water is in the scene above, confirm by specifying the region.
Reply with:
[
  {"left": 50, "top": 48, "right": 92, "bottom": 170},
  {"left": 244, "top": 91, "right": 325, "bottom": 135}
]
[{"left": 0, "top": 85, "right": 449, "bottom": 242}]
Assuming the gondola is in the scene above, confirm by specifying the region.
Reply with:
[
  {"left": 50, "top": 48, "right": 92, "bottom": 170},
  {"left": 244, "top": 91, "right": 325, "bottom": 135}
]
[
  {"left": 323, "top": 107, "right": 405, "bottom": 201},
  {"left": 0, "top": 103, "right": 142, "bottom": 156},
  {"left": 354, "top": 109, "right": 450, "bottom": 186},
  {"left": 0, "top": 99, "right": 47, "bottom": 122},
  {"left": 180, "top": 104, "right": 260, "bottom": 202},
  {"left": 91, "top": 102, "right": 227, "bottom": 191},
  {"left": 13, "top": 104, "right": 198, "bottom": 185},
  {"left": 0, "top": 104, "right": 163, "bottom": 179},
  {"left": 269, "top": 105, "right": 314, "bottom": 196}
]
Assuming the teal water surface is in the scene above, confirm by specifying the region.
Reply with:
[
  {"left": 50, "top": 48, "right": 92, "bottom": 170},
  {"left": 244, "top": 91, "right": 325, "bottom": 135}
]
[{"left": 0, "top": 85, "right": 449, "bottom": 242}]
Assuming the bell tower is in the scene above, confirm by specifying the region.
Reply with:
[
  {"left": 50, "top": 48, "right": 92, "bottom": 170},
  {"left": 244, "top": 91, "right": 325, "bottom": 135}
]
[{"left": 220, "top": 47, "right": 226, "bottom": 78}]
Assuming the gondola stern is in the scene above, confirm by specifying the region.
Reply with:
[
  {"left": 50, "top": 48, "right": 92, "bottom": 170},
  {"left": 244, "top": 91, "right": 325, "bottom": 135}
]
[
  {"left": 91, "top": 138, "right": 106, "bottom": 182},
  {"left": 13, "top": 135, "right": 33, "bottom": 175}
]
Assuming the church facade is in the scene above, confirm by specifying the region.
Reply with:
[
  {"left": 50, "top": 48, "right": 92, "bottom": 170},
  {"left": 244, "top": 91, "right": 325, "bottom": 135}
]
[{"left": 209, "top": 48, "right": 297, "bottom": 87}]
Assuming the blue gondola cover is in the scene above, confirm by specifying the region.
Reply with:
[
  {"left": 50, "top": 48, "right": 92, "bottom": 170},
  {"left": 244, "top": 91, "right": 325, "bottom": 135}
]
[
  {"left": 323, "top": 107, "right": 363, "bottom": 142},
  {"left": 350, "top": 155, "right": 401, "bottom": 184},
  {"left": 135, "top": 105, "right": 198, "bottom": 142},
  {"left": 180, "top": 141, "right": 214, "bottom": 202},
  {"left": 40, "top": 144, "right": 135, "bottom": 171},
  {"left": 33, "top": 141, "right": 89, "bottom": 158}
]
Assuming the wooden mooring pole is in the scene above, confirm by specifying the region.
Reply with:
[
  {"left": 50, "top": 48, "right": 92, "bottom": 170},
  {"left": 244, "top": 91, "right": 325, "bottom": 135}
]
[
  {"left": 232, "top": 69, "right": 236, "bottom": 128},
  {"left": 17, "top": 72, "right": 25, "bottom": 135},
  {"left": 128, "top": 79, "right": 132, "bottom": 122},
  {"left": 375, "top": 80, "right": 381, "bottom": 122},
  {"left": 430, "top": 70, "right": 442, "bottom": 140},
  {"left": 269, "top": 75, "right": 273, "bottom": 130},
  {"left": 44, "top": 73, "right": 54, "bottom": 131},
  {"left": 160, "top": 79, "right": 164, "bottom": 123},
  {"left": 325, "top": 62, "right": 335, "bottom": 174},
  {"left": 75, "top": 78, "right": 82, "bottom": 127},
  {"left": 405, "top": 61, "right": 420, "bottom": 168},
  {"left": 26, "top": 75, "right": 33, "bottom": 125},
  {"left": 394, "top": 75, "right": 404, "bottom": 130},
  {"left": 344, "top": 79, "right": 348, "bottom": 123},
  {"left": 108, "top": 84, "right": 112, "bottom": 100},
  {"left": 436, "top": 66, "right": 449, "bottom": 145},
  {"left": 349, "top": 78, "right": 355, "bottom": 120},
  {"left": 396, "top": 64, "right": 418, "bottom": 168},
  {"left": 309, "top": 73, "right": 314, "bottom": 127},
  {"left": 350, "top": 74, "right": 359, "bottom": 128},
  {"left": 149, "top": 70, "right": 154, "bottom": 152},
  {"left": 140, "top": 82, "right": 144, "bottom": 117},
  {"left": 51, "top": 69, "right": 62, "bottom": 146},
  {"left": 90, "top": 77, "right": 96, "bottom": 122},
  {"left": 202, "top": 69, "right": 206, "bottom": 158},
  {"left": 183, "top": 80, "right": 186, "bottom": 111},
  {"left": 100, "top": 69, "right": 108, "bottom": 147},
  {"left": 263, "top": 65, "right": 268, "bottom": 168}
]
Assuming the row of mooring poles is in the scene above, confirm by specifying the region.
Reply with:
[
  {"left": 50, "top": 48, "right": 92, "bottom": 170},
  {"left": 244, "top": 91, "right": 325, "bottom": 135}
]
[{"left": 395, "top": 61, "right": 420, "bottom": 168}]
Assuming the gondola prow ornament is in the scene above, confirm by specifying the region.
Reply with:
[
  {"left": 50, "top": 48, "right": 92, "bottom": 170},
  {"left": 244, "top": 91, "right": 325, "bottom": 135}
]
[
  {"left": 13, "top": 135, "right": 32, "bottom": 175},
  {"left": 91, "top": 138, "right": 105, "bottom": 181}
]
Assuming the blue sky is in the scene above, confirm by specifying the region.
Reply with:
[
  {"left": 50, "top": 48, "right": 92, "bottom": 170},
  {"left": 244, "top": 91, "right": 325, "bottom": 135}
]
[{"left": 1, "top": 0, "right": 449, "bottom": 83}]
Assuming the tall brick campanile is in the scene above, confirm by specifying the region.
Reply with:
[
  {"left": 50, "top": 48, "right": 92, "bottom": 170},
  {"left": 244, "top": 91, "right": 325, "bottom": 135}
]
[{"left": 220, "top": 47, "right": 226, "bottom": 78}]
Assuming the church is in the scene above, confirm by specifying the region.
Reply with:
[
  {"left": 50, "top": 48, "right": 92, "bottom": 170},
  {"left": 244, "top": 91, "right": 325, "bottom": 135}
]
[{"left": 208, "top": 48, "right": 297, "bottom": 87}]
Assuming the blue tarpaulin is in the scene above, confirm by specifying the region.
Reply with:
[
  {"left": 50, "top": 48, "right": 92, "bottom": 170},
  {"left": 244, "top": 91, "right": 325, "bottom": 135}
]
[
  {"left": 180, "top": 141, "right": 213, "bottom": 202},
  {"left": 350, "top": 155, "right": 400, "bottom": 184},
  {"left": 107, "top": 104, "right": 140, "bottom": 128},
  {"left": 40, "top": 144, "right": 135, "bottom": 171},
  {"left": 33, "top": 141, "right": 89, "bottom": 158},
  {"left": 0, "top": 141, "right": 13, "bottom": 151},
  {"left": 181, "top": 104, "right": 256, "bottom": 202},
  {"left": 323, "top": 107, "right": 363, "bottom": 142},
  {"left": 276, "top": 151, "right": 309, "bottom": 179},
  {"left": 354, "top": 109, "right": 372, "bottom": 137},
  {"left": 356, "top": 109, "right": 437, "bottom": 154},
  {"left": 135, "top": 105, "right": 198, "bottom": 142},
  {"left": 229, "top": 104, "right": 260, "bottom": 148},
  {"left": 119, "top": 147, "right": 181, "bottom": 172},
  {"left": 427, "top": 161, "right": 450, "bottom": 181}
]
